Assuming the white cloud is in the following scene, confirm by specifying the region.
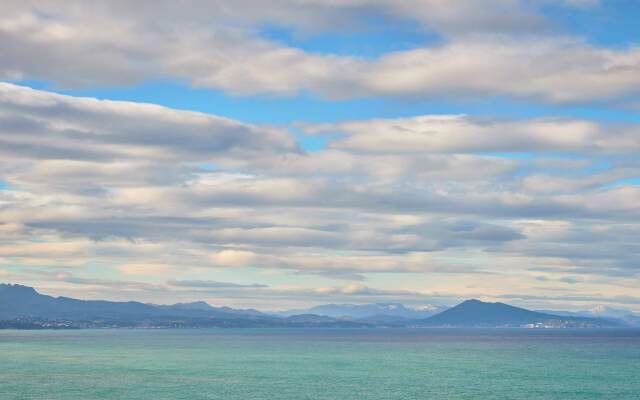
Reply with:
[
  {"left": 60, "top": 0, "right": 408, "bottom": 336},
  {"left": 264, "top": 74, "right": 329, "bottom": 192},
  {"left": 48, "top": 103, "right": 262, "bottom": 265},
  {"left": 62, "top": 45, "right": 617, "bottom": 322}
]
[{"left": 355, "top": 38, "right": 640, "bottom": 103}]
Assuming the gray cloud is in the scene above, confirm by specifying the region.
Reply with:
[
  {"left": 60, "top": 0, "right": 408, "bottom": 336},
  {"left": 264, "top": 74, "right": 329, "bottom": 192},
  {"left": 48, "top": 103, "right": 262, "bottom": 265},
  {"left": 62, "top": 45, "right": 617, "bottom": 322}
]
[
  {"left": 0, "top": 83, "right": 297, "bottom": 164},
  {"left": 1, "top": 2, "right": 640, "bottom": 103},
  {"left": 302, "top": 115, "right": 640, "bottom": 155}
]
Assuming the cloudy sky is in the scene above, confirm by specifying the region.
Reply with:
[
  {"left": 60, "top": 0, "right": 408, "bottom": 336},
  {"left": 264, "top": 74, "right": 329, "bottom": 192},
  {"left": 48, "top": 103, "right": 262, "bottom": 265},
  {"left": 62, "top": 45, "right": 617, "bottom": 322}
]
[{"left": 1, "top": 0, "right": 639, "bottom": 311}]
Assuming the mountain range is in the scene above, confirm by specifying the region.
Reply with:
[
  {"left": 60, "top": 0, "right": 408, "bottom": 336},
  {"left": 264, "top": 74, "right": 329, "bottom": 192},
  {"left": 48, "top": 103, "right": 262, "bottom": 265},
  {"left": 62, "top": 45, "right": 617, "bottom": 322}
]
[
  {"left": 277, "top": 303, "right": 447, "bottom": 320},
  {"left": 0, "top": 283, "right": 632, "bottom": 329},
  {"left": 418, "top": 299, "right": 623, "bottom": 328},
  {"left": 537, "top": 306, "right": 640, "bottom": 327}
]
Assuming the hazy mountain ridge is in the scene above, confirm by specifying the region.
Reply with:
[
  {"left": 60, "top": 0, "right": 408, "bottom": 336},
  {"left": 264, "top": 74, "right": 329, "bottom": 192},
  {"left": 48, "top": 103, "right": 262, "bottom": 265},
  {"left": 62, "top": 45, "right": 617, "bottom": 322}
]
[
  {"left": 0, "top": 284, "right": 366, "bottom": 328},
  {"left": 278, "top": 303, "right": 447, "bottom": 319},
  {"left": 0, "top": 284, "right": 630, "bottom": 329},
  {"left": 157, "top": 301, "right": 264, "bottom": 317},
  {"left": 537, "top": 306, "right": 640, "bottom": 327},
  {"left": 419, "top": 299, "right": 623, "bottom": 328},
  {"left": 0, "top": 284, "right": 277, "bottom": 327}
]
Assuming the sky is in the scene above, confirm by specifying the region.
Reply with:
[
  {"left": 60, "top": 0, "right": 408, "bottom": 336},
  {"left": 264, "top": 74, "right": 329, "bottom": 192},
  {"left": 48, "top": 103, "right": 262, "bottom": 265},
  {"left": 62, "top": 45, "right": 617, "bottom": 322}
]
[{"left": 1, "top": 0, "right": 639, "bottom": 312}]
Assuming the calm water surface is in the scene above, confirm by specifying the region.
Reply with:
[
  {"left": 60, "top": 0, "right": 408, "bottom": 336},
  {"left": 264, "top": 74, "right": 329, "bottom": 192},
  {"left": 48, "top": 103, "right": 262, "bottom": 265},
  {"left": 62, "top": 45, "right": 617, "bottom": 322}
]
[{"left": 1, "top": 328, "right": 639, "bottom": 399}]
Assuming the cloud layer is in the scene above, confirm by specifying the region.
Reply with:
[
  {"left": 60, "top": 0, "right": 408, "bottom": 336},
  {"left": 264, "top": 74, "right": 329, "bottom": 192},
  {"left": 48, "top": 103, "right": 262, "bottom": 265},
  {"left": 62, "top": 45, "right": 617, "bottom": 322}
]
[
  {"left": 2, "top": 1, "right": 640, "bottom": 103},
  {"left": 0, "top": 83, "right": 638, "bottom": 309},
  {"left": 1, "top": 1, "right": 639, "bottom": 310}
]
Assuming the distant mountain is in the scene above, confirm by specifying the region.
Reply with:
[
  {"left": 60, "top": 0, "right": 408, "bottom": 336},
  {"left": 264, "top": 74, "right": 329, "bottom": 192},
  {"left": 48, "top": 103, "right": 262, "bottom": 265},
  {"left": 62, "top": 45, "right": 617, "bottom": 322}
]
[
  {"left": 619, "top": 314, "right": 640, "bottom": 327},
  {"left": 354, "top": 314, "right": 416, "bottom": 326},
  {"left": 283, "top": 314, "right": 369, "bottom": 328},
  {"left": 1, "top": 284, "right": 165, "bottom": 321},
  {"left": 0, "top": 283, "right": 275, "bottom": 328},
  {"left": 279, "top": 303, "right": 447, "bottom": 319},
  {"left": 157, "top": 301, "right": 264, "bottom": 317},
  {"left": 419, "top": 299, "right": 622, "bottom": 328},
  {"left": 538, "top": 305, "right": 640, "bottom": 327},
  {"left": 0, "top": 283, "right": 375, "bottom": 329},
  {"left": 0, "top": 284, "right": 629, "bottom": 329},
  {"left": 159, "top": 301, "right": 215, "bottom": 311}
]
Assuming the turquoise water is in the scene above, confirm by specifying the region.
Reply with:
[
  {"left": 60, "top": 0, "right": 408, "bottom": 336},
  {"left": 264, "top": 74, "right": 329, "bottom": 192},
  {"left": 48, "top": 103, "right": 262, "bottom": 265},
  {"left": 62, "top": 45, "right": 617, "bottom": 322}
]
[{"left": 1, "top": 329, "right": 639, "bottom": 399}]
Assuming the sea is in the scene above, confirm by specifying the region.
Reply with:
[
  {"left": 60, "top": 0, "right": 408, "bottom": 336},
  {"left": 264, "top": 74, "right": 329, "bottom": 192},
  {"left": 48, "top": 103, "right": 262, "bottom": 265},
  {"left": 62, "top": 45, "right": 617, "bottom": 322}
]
[{"left": 1, "top": 328, "right": 639, "bottom": 399}]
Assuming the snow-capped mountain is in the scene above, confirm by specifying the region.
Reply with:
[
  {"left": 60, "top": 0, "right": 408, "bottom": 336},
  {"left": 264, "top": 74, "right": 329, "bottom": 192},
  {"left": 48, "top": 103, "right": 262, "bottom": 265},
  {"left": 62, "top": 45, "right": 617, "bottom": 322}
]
[{"left": 278, "top": 303, "right": 448, "bottom": 319}]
